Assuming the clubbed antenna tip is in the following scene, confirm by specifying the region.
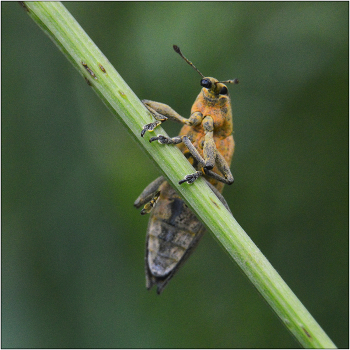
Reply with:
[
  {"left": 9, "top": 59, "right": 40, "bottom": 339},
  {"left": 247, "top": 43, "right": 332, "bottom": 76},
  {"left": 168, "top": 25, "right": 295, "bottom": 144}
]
[
  {"left": 173, "top": 45, "right": 180, "bottom": 54},
  {"left": 173, "top": 45, "right": 204, "bottom": 78}
]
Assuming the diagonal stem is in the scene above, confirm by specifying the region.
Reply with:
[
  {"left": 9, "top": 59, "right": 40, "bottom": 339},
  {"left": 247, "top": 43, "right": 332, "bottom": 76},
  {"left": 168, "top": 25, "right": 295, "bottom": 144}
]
[{"left": 21, "top": 2, "right": 337, "bottom": 348}]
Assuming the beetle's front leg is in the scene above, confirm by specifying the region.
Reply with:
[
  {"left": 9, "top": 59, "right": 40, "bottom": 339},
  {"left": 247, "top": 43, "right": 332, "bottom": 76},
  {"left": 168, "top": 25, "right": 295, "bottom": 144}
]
[
  {"left": 141, "top": 102, "right": 167, "bottom": 137},
  {"left": 141, "top": 100, "right": 191, "bottom": 137},
  {"left": 202, "top": 116, "right": 216, "bottom": 170}
]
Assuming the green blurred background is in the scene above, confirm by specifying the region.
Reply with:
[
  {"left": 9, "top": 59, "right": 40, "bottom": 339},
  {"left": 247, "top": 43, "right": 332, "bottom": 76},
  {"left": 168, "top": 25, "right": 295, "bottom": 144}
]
[{"left": 2, "top": 2, "right": 348, "bottom": 348}]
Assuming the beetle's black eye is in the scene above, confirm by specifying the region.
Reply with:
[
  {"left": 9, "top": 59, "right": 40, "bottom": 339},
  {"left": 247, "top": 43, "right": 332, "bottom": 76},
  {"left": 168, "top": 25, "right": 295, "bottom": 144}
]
[
  {"left": 201, "top": 78, "right": 212, "bottom": 89},
  {"left": 219, "top": 86, "right": 228, "bottom": 95}
]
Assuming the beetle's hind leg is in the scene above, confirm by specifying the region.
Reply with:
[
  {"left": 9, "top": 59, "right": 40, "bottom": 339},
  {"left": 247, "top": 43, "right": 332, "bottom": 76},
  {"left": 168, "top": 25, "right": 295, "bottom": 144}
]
[
  {"left": 212, "top": 151, "right": 234, "bottom": 184},
  {"left": 177, "top": 136, "right": 207, "bottom": 184},
  {"left": 180, "top": 136, "right": 234, "bottom": 185}
]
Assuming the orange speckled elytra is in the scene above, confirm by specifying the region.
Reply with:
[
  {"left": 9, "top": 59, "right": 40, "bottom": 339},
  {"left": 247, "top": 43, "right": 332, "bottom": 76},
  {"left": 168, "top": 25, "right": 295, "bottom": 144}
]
[{"left": 134, "top": 45, "right": 238, "bottom": 294}]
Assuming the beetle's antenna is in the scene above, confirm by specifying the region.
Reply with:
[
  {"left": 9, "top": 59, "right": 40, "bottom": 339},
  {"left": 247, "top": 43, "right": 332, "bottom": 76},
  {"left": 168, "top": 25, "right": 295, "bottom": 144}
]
[
  {"left": 173, "top": 45, "right": 205, "bottom": 78},
  {"left": 216, "top": 79, "right": 240, "bottom": 85}
]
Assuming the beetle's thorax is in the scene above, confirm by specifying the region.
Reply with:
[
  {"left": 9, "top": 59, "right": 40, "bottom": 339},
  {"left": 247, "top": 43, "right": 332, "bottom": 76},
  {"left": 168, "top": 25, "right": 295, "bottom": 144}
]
[{"left": 189, "top": 78, "right": 233, "bottom": 138}]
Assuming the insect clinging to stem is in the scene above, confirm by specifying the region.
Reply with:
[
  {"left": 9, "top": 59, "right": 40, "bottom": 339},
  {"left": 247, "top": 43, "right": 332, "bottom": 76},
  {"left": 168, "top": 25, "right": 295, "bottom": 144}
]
[{"left": 134, "top": 45, "right": 239, "bottom": 294}]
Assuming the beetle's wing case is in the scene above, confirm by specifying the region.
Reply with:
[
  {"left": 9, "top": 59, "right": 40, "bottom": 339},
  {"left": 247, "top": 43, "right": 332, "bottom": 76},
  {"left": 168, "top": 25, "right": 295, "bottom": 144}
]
[{"left": 145, "top": 181, "right": 206, "bottom": 294}]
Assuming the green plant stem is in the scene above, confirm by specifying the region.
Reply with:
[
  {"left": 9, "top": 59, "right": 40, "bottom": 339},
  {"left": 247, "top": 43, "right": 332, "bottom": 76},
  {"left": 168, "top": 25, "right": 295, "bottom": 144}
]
[{"left": 22, "top": 2, "right": 336, "bottom": 348}]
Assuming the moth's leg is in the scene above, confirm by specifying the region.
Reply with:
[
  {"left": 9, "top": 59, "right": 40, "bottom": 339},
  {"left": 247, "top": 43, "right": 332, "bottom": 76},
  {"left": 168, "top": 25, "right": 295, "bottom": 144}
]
[
  {"left": 134, "top": 176, "right": 165, "bottom": 208},
  {"left": 140, "top": 191, "right": 161, "bottom": 215}
]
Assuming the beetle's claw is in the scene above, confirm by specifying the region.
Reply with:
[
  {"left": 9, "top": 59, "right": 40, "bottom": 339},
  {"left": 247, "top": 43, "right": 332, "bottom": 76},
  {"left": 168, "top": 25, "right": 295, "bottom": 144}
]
[
  {"left": 141, "top": 121, "right": 161, "bottom": 137},
  {"left": 179, "top": 171, "right": 202, "bottom": 184},
  {"left": 149, "top": 134, "right": 167, "bottom": 143}
]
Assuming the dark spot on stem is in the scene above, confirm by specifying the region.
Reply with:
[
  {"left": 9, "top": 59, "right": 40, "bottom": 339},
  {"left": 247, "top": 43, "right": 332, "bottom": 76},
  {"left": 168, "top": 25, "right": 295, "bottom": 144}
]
[
  {"left": 210, "top": 198, "right": 220, "bottom": 208},
  {"left": 99, "top": 64, "right": 106, "bottom": 73},
  {"left": 302, "top": 327, "right": 312, "bottom": 339}
]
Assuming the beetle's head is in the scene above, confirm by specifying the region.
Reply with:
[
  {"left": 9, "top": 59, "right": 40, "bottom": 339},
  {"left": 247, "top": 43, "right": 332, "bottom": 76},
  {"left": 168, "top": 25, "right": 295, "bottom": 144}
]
[
  {"left": 173, "top": 45, "right": 239, "bottom": 97},
  {"left": 200, "top": 77, "right": 239, "bottom": 97}
]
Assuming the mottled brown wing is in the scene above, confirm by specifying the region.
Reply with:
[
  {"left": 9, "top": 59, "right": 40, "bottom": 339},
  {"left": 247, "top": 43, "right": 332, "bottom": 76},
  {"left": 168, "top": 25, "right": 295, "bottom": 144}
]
[{"left": 145, "top": 181, "right": 205, "bottom": 294}]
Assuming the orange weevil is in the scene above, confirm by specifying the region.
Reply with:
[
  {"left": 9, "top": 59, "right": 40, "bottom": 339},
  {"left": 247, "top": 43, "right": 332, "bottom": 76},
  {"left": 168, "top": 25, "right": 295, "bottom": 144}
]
[{"left": 134, "top": 45, "right": 238, "bottom": 293}]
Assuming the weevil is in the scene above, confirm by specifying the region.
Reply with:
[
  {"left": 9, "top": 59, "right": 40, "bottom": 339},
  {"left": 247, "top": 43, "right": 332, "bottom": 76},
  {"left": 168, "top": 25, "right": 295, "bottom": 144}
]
[{"left": 134, "top": 45, "right": 238, "bottom": 294}]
